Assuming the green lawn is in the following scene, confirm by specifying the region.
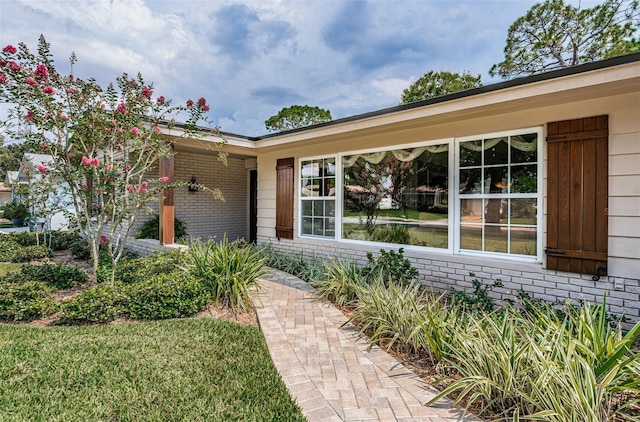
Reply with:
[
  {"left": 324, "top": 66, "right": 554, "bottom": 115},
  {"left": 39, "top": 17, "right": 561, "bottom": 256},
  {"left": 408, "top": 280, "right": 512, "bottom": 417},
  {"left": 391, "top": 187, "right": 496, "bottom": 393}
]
[{"left": 0, "top": 318, "right": 305, "bottom": 422}]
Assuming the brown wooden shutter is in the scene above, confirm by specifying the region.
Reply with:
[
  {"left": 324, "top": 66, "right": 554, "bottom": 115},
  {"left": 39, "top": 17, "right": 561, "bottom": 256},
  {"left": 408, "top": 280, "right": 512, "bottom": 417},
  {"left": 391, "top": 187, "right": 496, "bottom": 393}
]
[
  {"left": 275, "top": 157, "right": 294, "bottom": 240},
  {"left": 546, "top": 115, "right": 608, "bottom": 277}
]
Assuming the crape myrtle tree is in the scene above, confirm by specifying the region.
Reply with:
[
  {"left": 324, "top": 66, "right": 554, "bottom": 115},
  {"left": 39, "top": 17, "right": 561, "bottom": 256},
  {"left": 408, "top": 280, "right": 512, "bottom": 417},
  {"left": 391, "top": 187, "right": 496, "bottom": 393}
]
[
  {"left": 490, "top": 0, "right": 640, "bottom": 78},
  {"left": 0, "top": 36, "right": 225, "bottom": 280},
  {"left": 265, "top": 105, "right": 332, "bottom": 132}
]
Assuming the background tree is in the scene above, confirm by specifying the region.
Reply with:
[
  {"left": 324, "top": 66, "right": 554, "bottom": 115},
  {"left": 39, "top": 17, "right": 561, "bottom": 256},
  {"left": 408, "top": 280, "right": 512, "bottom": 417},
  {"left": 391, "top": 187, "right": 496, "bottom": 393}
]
[
  {"left": 490, "top": 0, "right": 640, "bottom": 79},
  {"left": 0, "top": 36, "right": 224, "bottom": 279},
  {"left": 400, "top": 70, "right": 482, "bottom": 104},
  {"left": 0, "top": 142, "right": 32, "bottom": 179},
  {"left": 264, "top": 105, "right": 332, "bottom": 132}
]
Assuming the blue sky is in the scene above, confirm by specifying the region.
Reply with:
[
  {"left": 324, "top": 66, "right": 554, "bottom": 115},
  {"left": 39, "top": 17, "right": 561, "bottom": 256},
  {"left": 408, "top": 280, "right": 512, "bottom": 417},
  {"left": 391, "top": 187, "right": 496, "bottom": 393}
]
[{"left": 0, "top": 0, "right": 601, "bottom": 136}]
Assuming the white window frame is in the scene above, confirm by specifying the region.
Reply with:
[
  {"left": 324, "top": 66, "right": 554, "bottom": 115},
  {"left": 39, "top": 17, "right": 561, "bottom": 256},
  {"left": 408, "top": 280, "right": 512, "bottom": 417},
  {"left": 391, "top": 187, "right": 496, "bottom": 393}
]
[
  {"left": 454, "top": 126, "right": 544, "bottom": 262},
  {"left": 296, "top": 127, "right": 543, "bottom": 263},
  {"left": 298, "top": 155, "right": 337, "bottom": 239}
]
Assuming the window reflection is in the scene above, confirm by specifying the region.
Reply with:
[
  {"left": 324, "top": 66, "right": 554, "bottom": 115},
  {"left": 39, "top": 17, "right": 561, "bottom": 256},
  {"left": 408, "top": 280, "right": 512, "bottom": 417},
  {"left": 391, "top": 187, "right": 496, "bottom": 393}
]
[{"left": 343, "top": 145, "right": 449, "bottom": 248}]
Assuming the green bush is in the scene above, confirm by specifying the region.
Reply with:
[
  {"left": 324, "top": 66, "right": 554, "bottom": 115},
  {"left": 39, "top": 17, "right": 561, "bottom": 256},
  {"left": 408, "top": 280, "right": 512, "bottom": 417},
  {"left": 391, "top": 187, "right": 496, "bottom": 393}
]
[
  {"left": 47, "top": 231, "right": 81, "bottom": 250},
  {"left": 6, "top": 231, "right": 79, "bottom": 250},
  {"left": 58, "top": 283, "right": 128, "bottom": 324},
  {"left": 19, "top": 263, "right": 88, "bottom": 289},
  {"left": 68, "top": 237, "right": 92, "bottom": 260},
  {"left": 123, "top": 272, "right": 212, "bottom": 320},
  {"left": 10, "top": 245, "right": 53, "bottom": 263},
  {"left": 135, "top": 214, "right": 188, "bottom": 240},
  {"left": 449, "top": 273, "right": 503, "bottom": 313},
  {"left": 0, "top": 281, "right": 56, "bottom": 322},
  {"left": 96, "top": 250, "right": 183, "bottom": 284},
  {"left": 361, "top": 247, "right": 418, "bottom": 285},
  {"left": 0, "top": 240, "right": 20, "bottom": 262},
  {"left": 182, "top": 237, "right": 265, "bottom": 311}
]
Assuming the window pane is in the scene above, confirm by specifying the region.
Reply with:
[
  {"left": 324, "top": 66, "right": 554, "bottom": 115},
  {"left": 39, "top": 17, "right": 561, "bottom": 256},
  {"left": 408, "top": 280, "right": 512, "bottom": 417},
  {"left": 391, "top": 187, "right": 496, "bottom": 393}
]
[
  {"left": 511, "top": 165, "right": 537, "bottom": 193},
  {"left": 302, "top": 217, "right": 313, "bottom": 235},
  {"left": 484, "top": 225, "right": 508, "bottom": 253},
  {"left": 460, "top": 224, "right": 482, "bottom": 251},
  {"left": 301, "top": 200, "right": 312, "bottom": 216},
  {"left": 510, "top": 227, "right": 537, "bottom": 255},
  {"left": 301, "top": 160, "right": 319, "bottom": 177},
  {"left": 484, "top": 166, "right": 508, "bottom": 193},
  {"left": 460, "top": 168, "right": 481, "bottom": 194},
  {"left": 511, "top": 133, "right": 537, "bottom": 163},
  {"left": 461, "top": 199, "right": 483, "bottom": 223},
  {"left": 460, "top": 141, "right": 481, "bottom": 167},
  {"left": 324, "top": 158, "right": 336, "bottom": 176},
  {"left": 511, "top": 199, "right": 537, "bottom": 225},
  {"left": 343, "top": 145, "right": 448, "bottom": 248},
  {"left": 484, "top": 198, "right": 505, "bottom": 225},
  {"left": 301, "top": 178, "right": 312, "bottom": 197},
  {"left": 484, "top": 137, "right": 508, "bottom": 165}
]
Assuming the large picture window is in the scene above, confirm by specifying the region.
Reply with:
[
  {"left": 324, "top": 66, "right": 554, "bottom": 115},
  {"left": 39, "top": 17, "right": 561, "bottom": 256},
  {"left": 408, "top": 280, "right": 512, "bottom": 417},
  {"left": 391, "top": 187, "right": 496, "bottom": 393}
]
[
  {"left": 296, "top": 128, "right": 541, "bottom": 261},
  {"left": 342, "top": 144, "right": 449, "bottom": 248},
  {"left": 300, "top": 157, "right": 336, "bottom": 238},
  {"left": 458, "top": 132, "right": 538, "bottom": 256}
]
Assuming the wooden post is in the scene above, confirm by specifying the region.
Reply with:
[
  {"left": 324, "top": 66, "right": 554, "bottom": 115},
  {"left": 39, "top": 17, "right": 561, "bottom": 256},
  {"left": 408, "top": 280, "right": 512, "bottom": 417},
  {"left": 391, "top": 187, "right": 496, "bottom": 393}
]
[{"left": 159, "top": 150, "right": 175, "bottom": 245}]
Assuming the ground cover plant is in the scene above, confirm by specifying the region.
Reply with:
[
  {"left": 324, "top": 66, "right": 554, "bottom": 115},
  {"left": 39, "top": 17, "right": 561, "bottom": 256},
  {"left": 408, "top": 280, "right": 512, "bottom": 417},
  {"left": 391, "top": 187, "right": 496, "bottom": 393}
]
[
  {"left": 291, "top": 250, "right": 640, "bottom": 421},
  {"left": 0, "top": 318, "right": 305, "bottom": 421}
]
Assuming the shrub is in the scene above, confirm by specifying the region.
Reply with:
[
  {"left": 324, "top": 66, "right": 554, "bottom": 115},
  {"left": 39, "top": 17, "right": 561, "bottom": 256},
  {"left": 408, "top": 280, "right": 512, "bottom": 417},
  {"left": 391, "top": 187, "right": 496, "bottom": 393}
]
[
  {"left": 135, "top": 214, "right": 188, "bottom": 240},
  {"left": 123, "top": 272, "right": 212, "bottom": 320},
  {"left": 96, "top": 250, "right": 183, "bottom": 284},
  {"left": 19, "top": 263, "right": 89, "bottom": 289},
  {"left": 5, "top": 231, "right": 38, "bottom": 247},
  {"left": 258, "top": 245, "right": 324, "bottom": 283},
  {"left": 68, "top": 237, "right": 92, "bottom": 260},
  {"left": 6, "top": 231, "right": 79, "bottom": 250},
  {"left": 58, "top": 283, "right": 128, "bottom": 324},
  {"left": 0, "top": 240, "right": 20, "bottom": 262},
  {"left": 361, "top": 248, "right": 418, "bottom": 285},
  {"left": 449, "top": 273, "right": 503, "bottom": 312},
  {"left": 10, "top": 245, "right": 53, "bottom": 263},
  {"left": 312, "top": 259, "right": 365, "bottom": 308},
  {"left": 0, "top": 281, "right": 56, "bottom": 322},
  {"left": 182, "top": 237, "right": 265, "bottom": 311},
  {"left": 47, "top": 231, "right": 81, "bottom": 250}
]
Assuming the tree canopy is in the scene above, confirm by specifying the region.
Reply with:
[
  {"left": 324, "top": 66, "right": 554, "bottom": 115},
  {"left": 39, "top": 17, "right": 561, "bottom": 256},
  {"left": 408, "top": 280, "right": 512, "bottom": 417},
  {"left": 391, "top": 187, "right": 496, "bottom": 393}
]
[
  {"left": 490, "top": 0, "right": 640, "bottom": 79},
  {"left": 0, "top": 142, "right": 32, "bottom": 179},
  {"left": 400, "top": 70, "right": 482, "bottom": 104},
  {"left": 264, "top": 105, "right": 332, "bottom": 132}
]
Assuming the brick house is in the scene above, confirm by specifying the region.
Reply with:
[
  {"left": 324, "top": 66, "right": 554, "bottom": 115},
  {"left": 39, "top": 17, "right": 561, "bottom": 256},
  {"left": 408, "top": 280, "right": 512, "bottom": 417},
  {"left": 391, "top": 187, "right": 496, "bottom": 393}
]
[{"left": 133, "top": 53, "right": 640, "bottom": 321}]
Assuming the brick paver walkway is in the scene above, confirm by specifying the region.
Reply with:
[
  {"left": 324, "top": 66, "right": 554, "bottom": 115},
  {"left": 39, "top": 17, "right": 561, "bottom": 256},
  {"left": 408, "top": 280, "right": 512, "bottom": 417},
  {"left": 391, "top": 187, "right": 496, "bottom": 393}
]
[{"left": 255, "top": 268, "right": 480, "bottom": 422}]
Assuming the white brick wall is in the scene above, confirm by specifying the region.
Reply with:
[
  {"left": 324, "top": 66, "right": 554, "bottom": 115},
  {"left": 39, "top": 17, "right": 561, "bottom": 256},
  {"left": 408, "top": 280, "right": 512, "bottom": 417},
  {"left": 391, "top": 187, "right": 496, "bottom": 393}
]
[{"left": 257, "top": 235, "right": 640, "bottom": 326}]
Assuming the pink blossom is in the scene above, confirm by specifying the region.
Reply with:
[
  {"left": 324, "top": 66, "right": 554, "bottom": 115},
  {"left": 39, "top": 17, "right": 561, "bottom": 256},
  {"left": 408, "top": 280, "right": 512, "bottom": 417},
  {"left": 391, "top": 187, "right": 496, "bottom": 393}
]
[
  {"left": 141, "top": 86, "right": 152, "bottom": 99},
  {"left": 161, "top": 176, "right": 169, "bottom": 183},
  {"left": 34, "top": 64, "right": 49, "bottom": 79},
  {"left": 127, "top": 184, "right": 135, "bottom": 192},
  {"left": 202, "top": 104, "right": 210, "bottom": 112},
  {"left": 81, "top": 156, "right": 91, "bottom": 166},
  {"left": 157, "top": 96, "right": 165, "bottom": 104},
  {"left": 100, "top": 103, "right": 106, "bottom": 109},
  {"left": 25, "top": 110, "right": 35, "bottom": 122},
  {"left": 59, "top": 114, "right": 68, "bottom": 120},
  {"left": 198, "top": 97, "right": 206, "bottom": 106},
  {"left": 110, "top": 119, "right": 116, "bottom": 126},
  {"left": 36, "top": 164, "right": 47, "bottom": 174},
  {"left": 0, "top": 59, "right": 5, "bottom": 67},
  {"left": 82, "top": 184, "right": 88, "bottom": 190},
  {"left": 137, "top": 181, "right": 148, "bottom": 194},
  {"left": 40, "top": 142, "right": 48, "bottom": 147},
  {"left": 186, "top": 99, "right": 194, "bottom": 107},
  {"left": 7, "top": 61, "right": 20, "bottom": 71},
  {"left": 26, "top": 77, "right": 39, "bottom": 87},
  {"left": 2, "top": 45, "right": 17, "bottom": 54},
  {"left": 99, "top": 235, "right": 110, "bottom": 246},
  {"left": 124, "top": 164, "right": 131, "bottom": 171},
  {"left": 43, "top": 86, "right": 55, "bottom": 95},
  {"left": 91, "top": 157, "right": 100, "bottom": 167},
  {"left": 116, "top": 103, "right": 127, "bottom": 113},
  {"left": 130, "top": 127, "right": 139, "bottom": 136},
  {"left": 154, "top": 127, "right": 162, "bottom": 133},
  {"left": 0, "top": 75, "right": 7, "bottom": 85},
  {"left": 106, "top": 165, "right": 113, "bottom": 171}
]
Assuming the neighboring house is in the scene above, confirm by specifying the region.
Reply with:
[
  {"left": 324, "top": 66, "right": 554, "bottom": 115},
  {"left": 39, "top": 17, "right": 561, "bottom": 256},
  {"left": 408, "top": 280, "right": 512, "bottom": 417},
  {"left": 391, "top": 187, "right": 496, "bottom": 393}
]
[
  {"left": 13, "top": 153, "right": 73, "bottom": 230},
  {"left": 132, "top": 53, "right": 640, "bottom": 322},
  {"left": 0, "top": 183, "right": 11, "bottom": 205},
  {"left": 4, "top": 171, "right": 18, "bottom": 200}
]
